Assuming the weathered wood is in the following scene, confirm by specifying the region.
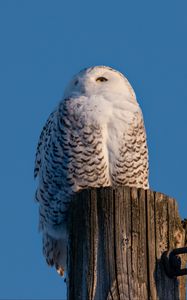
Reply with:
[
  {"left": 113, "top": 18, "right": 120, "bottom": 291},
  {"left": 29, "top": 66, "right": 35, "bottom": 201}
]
[{"left": 67, "top": 187, "right": 186, "bottom": 300}]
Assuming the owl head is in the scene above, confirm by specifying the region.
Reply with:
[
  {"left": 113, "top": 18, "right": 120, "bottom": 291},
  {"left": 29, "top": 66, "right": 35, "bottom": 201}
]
[{"left": 63, "top": 66, "right": 136, "bottom": 102}]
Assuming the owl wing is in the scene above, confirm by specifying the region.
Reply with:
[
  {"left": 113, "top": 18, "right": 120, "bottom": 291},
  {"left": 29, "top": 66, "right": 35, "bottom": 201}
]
[
  {"left": 34, "top": 110, "right": 57, "bottom": 179},
  {"left": 34, "top": 106, "right": 69, "bottom": 225},
  {"left": 35, "top": 108, "right": 69, "bottom": 274},
  {"left": 125, "top": 110, "right": 149, "bottom": 189},
  {"left": 129, "top": 110, "right": 149, "bottom": 189},
  {"left": 111, "top": 109, "right": 149, "bottom": 189}
]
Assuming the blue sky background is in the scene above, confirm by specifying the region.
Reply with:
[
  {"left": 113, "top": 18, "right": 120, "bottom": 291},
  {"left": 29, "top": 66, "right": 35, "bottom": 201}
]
[{"left": 0, "top": 1, "right": 187, "bottom": 299}]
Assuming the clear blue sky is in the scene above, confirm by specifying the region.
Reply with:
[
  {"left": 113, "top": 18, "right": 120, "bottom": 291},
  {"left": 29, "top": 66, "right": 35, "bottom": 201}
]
[{"left": 1, "top": 1, "right": 187, "bottom": 299}]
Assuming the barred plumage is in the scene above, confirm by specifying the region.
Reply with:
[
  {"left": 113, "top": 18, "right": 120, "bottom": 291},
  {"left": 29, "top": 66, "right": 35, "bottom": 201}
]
[{"left": 34, "top": 66, "right": 149, "bottom": 276}]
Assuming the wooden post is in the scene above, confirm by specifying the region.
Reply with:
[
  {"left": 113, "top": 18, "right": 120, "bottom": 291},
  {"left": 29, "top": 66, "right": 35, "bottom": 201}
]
[{"left": 67, "top": 186, "right": 187, "bottom": 300}]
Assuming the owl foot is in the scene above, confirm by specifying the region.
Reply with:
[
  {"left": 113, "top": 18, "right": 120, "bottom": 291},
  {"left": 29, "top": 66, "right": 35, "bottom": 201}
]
[{"left": 56, "top": 264, "right": 65, "bottom": 277}]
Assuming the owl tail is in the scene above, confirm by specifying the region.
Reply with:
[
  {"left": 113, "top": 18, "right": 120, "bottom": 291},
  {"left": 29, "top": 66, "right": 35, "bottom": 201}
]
[{"left": 42, "top": 233, "right": 67, "bottom": 277}]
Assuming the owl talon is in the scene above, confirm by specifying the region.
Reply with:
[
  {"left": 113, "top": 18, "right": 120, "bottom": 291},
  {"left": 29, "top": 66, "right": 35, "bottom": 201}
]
[{"left": 56, "top": 264, "right": 65, "bottom": 277}]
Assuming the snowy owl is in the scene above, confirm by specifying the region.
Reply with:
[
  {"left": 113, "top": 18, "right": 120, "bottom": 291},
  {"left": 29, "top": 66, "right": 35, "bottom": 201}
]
[{"left": 34, "top": 66, "right": 149, "bottom": 276}]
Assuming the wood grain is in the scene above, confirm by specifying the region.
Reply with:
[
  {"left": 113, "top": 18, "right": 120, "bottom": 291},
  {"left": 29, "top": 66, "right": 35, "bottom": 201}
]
[{"left": 67, "top": 187, "right": 186, "bottom": 300}]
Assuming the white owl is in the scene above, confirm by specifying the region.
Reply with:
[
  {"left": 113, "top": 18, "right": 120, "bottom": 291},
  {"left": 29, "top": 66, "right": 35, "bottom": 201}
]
[{"left": 34, "top": 66, "right": 149, "bottom": 276}]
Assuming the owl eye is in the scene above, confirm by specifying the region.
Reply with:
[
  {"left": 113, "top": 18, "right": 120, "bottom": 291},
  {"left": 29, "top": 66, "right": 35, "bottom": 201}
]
[
  {"left": 96, "top": 77, "right": 108, "bottom": 82},
  {"left": 74, "top": 80, "right": 79, "bottom": 86}
]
